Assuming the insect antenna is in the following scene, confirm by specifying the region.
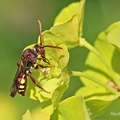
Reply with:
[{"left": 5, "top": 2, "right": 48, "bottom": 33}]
[
  {"left": 38, "top": 20, "right": 62, "bottom": 50},
  {"left": 43, "top": 45, "right": 63, "bottom": 49},
  {"left": 38, "top": 20, "right": 43, "bottom": 46}
]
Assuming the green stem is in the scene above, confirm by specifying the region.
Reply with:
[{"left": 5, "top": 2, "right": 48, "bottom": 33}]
[
  {"left": 69, "top": 71, "right": 118, "bottom": 94},
  {"left": 79, "top": 38, "right": 120, "bottom": 87}
]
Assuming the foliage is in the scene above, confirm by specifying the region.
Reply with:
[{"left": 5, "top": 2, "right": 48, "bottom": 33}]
[{"left": 20, "top": 0, "right": 120, "bottom": 119}]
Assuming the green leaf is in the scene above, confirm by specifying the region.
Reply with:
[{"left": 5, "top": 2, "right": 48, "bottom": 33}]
[
  {"left": 76, "top": 86, "right": 120, "bottom": 101},
  {"left": 43, "top": 15, "right": 79, "bottom": 49},
  {"left": 97, "top": 98, "right": 120, "bottom": 120},
  {"left": 107, "top": 23, "right": 120, "bottom": 51},
  {"left": 54, "top": 1, "right": 84, "bottom": 26},
  {"left": 22, "top": 109, "right": 32, "bottom": 120},
  {"left": 76, "top": 87, "right": 120, "bottom": 119},
  {"left": 80, "top": 23, "right": 120, "bottom": 98},
  {"left": 51, "top": 71, "right": 70, "bottom": 108},
  {"left": 54, "top": 2, "right": 79, "bottom": 25},
  {"left": 50, "top": 96, "right": 91, "bottom": 120},
  {"left": 76, "top": 86, "right": 112, "bottom": 101},
  {"left": 86, "top": 99, "right": 112, "bottom": 119},
  {"left": 75, "top": 22, "right": 120, "bottom": 119},
  {"left": 42, "top": 0, "right": 86, "bottom": 49},
  {"left": 85, "top": 93, "right": 120, "bottom": 119}
]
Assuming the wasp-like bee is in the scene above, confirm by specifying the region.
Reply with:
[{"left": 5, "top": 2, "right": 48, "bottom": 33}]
[{"left": 10, "top": 20, "right": 62, "bottom": 97}]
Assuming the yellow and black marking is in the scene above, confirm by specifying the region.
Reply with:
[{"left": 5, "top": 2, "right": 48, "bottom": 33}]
[{"left": 17, "top": 73, "right": 27, "bottom": 96}]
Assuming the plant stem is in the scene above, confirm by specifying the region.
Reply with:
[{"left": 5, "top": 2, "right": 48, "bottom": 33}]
[
  {"left": 69, "top": 71, "right": 118, "bottom": 94},
  {"left": 79, "top": 38, "right": 120, "bottom": 87}
]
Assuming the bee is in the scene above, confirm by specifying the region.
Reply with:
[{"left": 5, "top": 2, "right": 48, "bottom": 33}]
[{"left": 10, "top": 20, "right": 62, "bottom": 97}]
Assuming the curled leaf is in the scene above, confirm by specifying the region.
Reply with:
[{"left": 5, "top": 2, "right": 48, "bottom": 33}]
[
  {"left": 107, "top": 24, "right": 120, "bottom": 51},
  {"left": 42, "top": 0, "right": 86, "bottom": 49}
]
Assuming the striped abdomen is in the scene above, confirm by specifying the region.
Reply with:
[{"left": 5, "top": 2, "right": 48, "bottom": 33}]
[{"left": 17, "top": 72, "right": 27, "bottom": 96}]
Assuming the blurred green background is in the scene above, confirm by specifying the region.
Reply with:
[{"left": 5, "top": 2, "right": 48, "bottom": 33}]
[{"left": 1, "top": 0, "right": 120, "bottom": 119}]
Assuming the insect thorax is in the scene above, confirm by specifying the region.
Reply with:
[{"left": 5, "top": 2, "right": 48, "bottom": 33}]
[{"left": 21, "top": 48, "right": 38, "bottom": 65}]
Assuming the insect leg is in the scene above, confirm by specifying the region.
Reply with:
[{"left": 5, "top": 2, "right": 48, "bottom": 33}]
[
  {"left": 34, "top": 64, "right": 50, "bottom": 69},
  {"left": 27, "top": 72, "right": 50, "bottom": 93},
  {"left": 37, "top": 57, "right": 50, "bottom": 64},
  {"left": 17, "top": 62, "right": 20, "bottom": 66}
]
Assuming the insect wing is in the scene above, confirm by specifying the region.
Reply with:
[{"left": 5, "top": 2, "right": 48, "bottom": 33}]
[
  {"left": 10, "top": 64, "right": 22, "bottom": 97},
  {"left": 10, "top": 80, "right": 17, "bottom": 97}
]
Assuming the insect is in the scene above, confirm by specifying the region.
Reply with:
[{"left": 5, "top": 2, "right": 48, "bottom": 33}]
[{"left": 10, "top": 20, "right": 62, "bottom": 97}]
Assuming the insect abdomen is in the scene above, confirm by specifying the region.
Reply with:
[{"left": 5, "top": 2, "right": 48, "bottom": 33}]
[{"left": 17, "top": 73, "right": 27, "bottom": 96}]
